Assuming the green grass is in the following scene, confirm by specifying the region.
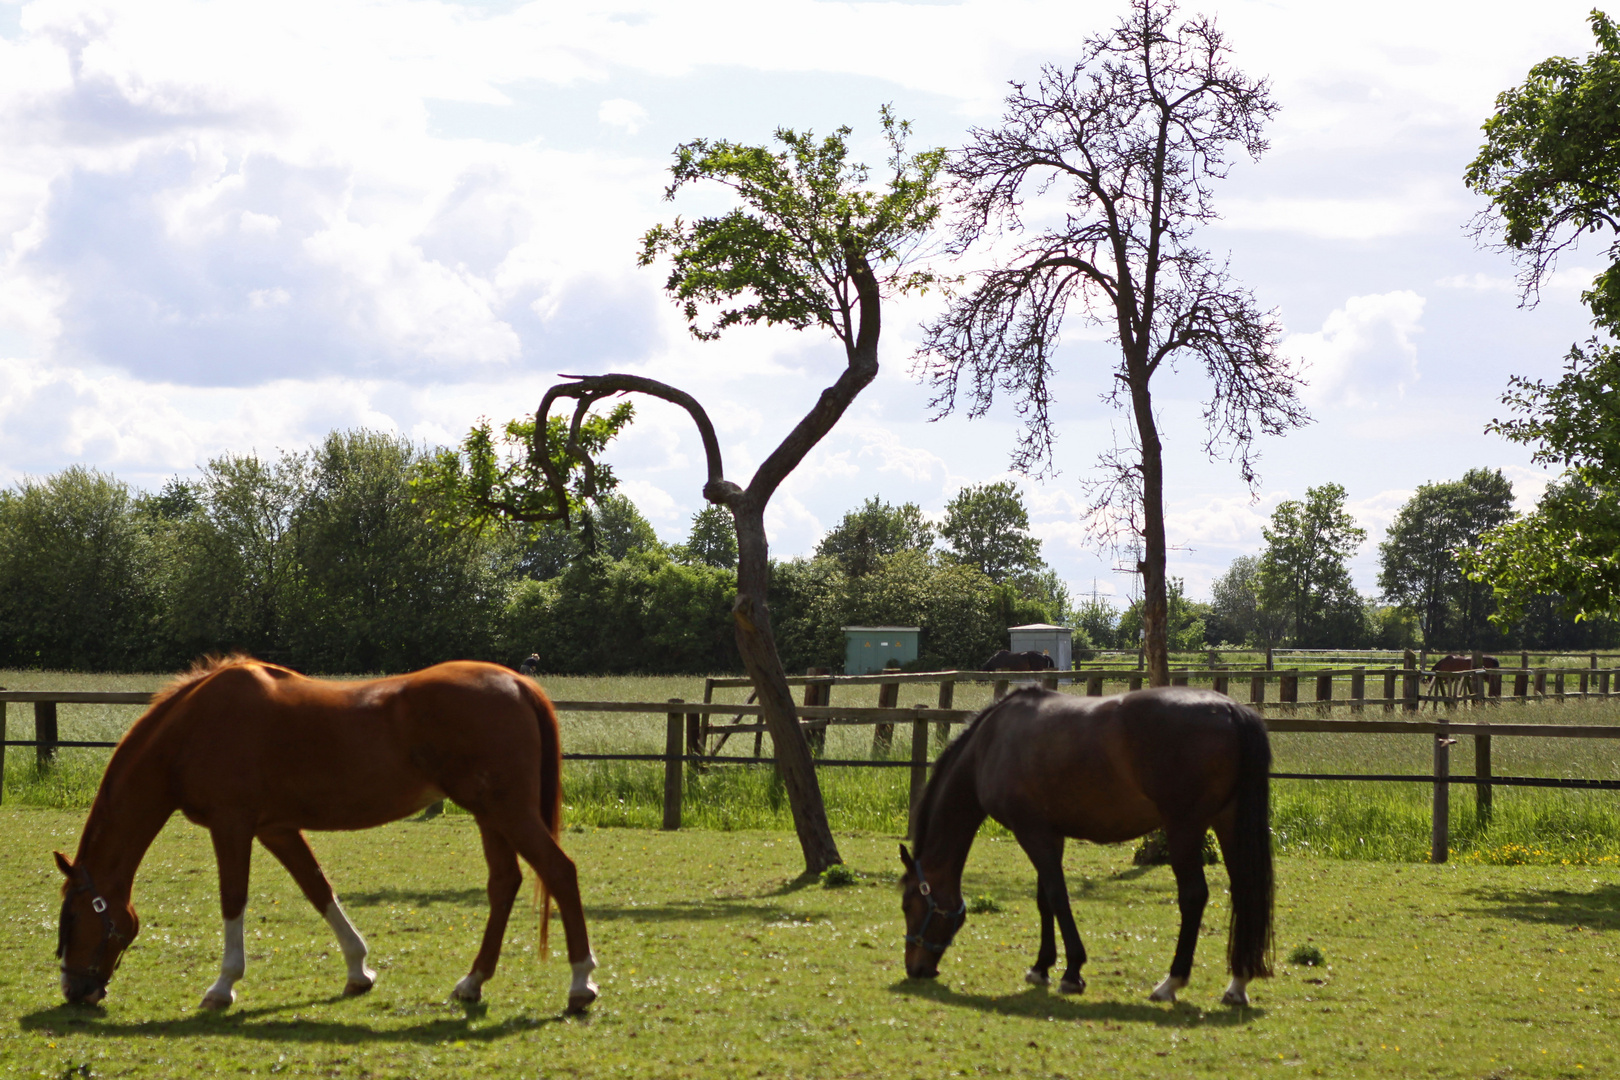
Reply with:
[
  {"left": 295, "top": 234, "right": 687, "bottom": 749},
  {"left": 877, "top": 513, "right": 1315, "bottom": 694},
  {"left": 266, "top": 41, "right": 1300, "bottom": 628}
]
[
  {"left": 4, "top": 808, "right": 1619, "bottom": 1078},
  {"left": 9, "top": 670, "right": 1620, "bottom": 863}
]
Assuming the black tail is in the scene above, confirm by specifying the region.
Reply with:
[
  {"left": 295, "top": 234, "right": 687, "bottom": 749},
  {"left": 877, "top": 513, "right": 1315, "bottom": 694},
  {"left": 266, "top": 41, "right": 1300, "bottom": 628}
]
[{"left": 1226, "top": 704, "right": 1274, "bottom": 980}]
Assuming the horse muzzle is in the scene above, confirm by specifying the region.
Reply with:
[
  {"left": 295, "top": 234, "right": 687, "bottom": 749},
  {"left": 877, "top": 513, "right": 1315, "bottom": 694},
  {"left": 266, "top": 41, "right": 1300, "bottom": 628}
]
[{"left": 61, "top": 971, "right": 108, "bottom": 1006}]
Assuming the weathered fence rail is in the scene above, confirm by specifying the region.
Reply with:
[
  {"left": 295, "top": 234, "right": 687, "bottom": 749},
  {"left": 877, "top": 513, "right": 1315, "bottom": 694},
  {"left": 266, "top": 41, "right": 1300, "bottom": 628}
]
[{"left": 8, "top": 671, "right": 1620, "bottom": 862}]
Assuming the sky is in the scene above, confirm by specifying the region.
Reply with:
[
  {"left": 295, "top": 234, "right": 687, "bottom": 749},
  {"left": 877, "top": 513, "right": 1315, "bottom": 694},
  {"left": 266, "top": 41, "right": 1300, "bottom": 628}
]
[{"left": 0, "top": 0, "right": 1608, "bottom": 606}]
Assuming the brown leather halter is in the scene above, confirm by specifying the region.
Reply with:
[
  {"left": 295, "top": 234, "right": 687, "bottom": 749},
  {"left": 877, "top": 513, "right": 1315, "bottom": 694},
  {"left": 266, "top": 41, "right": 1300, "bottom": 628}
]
[{"left": 58, "top": 869, "right": 126, "bottom": 986}]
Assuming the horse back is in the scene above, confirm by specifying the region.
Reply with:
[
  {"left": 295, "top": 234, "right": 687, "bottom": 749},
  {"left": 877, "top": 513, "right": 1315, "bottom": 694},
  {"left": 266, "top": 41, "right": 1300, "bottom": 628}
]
[{"left": 973, "top": 687, "right": 1255, "bottom": 844}]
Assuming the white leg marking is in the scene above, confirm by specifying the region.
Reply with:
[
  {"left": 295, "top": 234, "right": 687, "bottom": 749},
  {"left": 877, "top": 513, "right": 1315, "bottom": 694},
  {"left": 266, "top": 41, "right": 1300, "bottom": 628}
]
[
  {"left": 1025, "top": 968, "right": 1050, "bottom": 987},
  {"left": 568, "top": 951, "right": 599, "bottom": 1012},
  {"left": 1221, "top": 976, "right": 1251, "bottom": 1006},
  {"left": 452, "top": 970, "right": 487, "bottom": 1002},
  {"left": 323, "top": 898, "right": 376, "bottom": 995},
  {"left": 1149, "top": 974, "right": 1188, "bottom": 1003},
  {"left": 202, "top": 915, "right": 245, "bottom": 1010}
]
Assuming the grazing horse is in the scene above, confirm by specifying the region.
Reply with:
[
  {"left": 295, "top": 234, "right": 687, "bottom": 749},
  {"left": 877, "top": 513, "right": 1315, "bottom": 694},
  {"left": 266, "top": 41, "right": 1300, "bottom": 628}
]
[
  {"left": 900, "top": 686, "right": 1274, "bottom": 1005},
  {"left": 982, "top": 650, "right": 1056, "bottom": 672},
  {"left": 1426, "top": 654, "right": 1499, "bottom": 707},
  {"left": 53, "top": 656, "right": 598, "bottom": 1013}
]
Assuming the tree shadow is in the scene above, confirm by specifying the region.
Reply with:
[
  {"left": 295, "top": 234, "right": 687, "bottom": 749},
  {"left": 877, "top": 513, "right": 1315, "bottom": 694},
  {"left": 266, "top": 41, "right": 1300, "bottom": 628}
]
[
  {"left": 887, "top": 979, "right": 1263, "bottom": 1027},
  {"left": 582, "top": 899, "right": 802, "bottom": 924},
  {"left": 758, "top": 871, "right": 822, "bottom": 897},
  {"left": 1464, "top": 882, "right": 1620, "bottom": 930},
  {"left": 18, "top": 997, "right": 568, "bottom": 1045}
]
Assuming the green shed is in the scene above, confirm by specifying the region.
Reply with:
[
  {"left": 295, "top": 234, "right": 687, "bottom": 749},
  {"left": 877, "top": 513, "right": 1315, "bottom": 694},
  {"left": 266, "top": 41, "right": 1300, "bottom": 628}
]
[{"left": 842, "top": 626, "right": 921, "bottom": 675}]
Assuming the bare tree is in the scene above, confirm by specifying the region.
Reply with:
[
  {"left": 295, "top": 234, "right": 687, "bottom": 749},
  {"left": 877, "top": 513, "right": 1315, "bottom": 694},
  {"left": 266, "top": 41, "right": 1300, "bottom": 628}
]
[
  {"left": 538, "top": 111, "right": 944, "bottom": 873},
  {"left": 914, "top": 0, "right": 1307, "bottom": 686}
]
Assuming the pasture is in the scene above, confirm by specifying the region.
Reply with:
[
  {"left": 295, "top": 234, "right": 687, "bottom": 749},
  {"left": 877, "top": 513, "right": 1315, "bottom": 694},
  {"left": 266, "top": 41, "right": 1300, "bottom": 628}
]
[{"left": 3, "top": 808, "right": 1618, "bottom": 1078}]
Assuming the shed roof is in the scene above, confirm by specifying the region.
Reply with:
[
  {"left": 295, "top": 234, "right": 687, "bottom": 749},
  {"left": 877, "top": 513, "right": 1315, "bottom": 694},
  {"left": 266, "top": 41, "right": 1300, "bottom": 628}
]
[
  {"left": 842, "top": 626, "right": 921, "bottom": 633},
  {"left": 1009, "top": 623, "right": 1070, "bottom": 632}
]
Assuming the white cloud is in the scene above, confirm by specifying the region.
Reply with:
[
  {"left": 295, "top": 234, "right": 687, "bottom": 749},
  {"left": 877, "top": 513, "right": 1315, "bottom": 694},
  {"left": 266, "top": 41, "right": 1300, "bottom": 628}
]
[
  {"left": 597, "top": 98, "right": 647, "bottom": 135},
  {"left": 1288, "top": 291, "right": 1426, "bottom": 408}
]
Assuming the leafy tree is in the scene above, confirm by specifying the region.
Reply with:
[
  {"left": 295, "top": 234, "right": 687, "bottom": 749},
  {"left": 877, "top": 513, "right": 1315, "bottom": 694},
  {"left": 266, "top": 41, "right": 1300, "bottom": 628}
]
[
  {"left": 915, "top": 0, "right": 1307, "bottom": 687},
  {"left": 134, "top": 478, "right": 201, "bottom": 523},
  {"left": 1462, "top": 344, "right": 1620, "bottom": 620},
  {"left": 1119, "top": 577, "right": 1208, "bottom": 652},
  {"left": 814, "top": 496, "right": 934, "bottom": 576},
  {"left": 1466, "top": 10, "right": 1620, "bottom": 331},
  {"left": 1257, "top": 483, "right": 1367, "bottom": 647},
  {"left": 1071, "top": 592, "right": 1122, "bottom": 651},
  {"left": 0, "top": 467, "right": 160, "bottom": 671},
  {"left": 540, "top": 108, "right": 945, "bottom": 872},
  {"left": 586, "top": 494, "right": 661, "bottom": 560},
  {"left": 1012, "top": 568, "right": 1074, "bottom": 627},
  {"left": 939, "top": 481, "right": 1043, "bottom": 583},
  {"left": 1378, "top": 469, "right": 1515, "bottom": 648},
  {"left": 679, "top": 505, "right": 738, "bottom": 570}
]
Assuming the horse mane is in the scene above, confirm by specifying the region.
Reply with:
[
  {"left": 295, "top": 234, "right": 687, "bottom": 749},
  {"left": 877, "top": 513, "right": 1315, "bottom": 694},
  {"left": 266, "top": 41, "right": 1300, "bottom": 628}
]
[
  {"left": 911, "top": 688, "right": 1037, "bottom": 855},
  {"left": 145, "top": 654, "right": 263, "bottom": 712}
]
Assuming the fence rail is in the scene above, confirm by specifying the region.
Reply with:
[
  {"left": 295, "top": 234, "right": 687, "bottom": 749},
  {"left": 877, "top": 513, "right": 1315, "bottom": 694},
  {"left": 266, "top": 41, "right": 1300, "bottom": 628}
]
[{"left": 7, "top": 670, "right": 1620, "bottom": 862}]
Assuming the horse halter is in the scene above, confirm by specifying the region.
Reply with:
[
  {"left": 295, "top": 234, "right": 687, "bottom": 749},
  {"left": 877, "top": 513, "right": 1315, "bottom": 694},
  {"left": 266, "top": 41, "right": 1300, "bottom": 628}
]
[
  {"left": 58, "top": 869, "right": 127, "bottom": 983},
  {"left": 904, "top": 866, "right": 967, "bottom": 954}
]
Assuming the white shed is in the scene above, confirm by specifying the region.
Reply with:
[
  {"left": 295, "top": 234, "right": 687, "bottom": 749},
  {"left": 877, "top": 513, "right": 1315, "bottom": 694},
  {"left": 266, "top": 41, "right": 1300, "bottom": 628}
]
[{"left": 1008, "top": 623, "right": 1073, "bottom": 671}]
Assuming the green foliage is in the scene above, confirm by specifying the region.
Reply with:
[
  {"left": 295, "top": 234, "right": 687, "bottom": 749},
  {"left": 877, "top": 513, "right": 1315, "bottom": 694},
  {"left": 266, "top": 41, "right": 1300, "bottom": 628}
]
[
  {"left": 1467, "top": 343, "right": 1620, "bottom": 621},
  {"left": 639, "top": 106, "right": 946, "bottom": 343},
  {"left": 967, "top": 894, "right": 1003, "bottom": 914},
  {"left": 1378, "top": 469, "right": 1515, "bottom": 647},
  {"left": 940, "top": 481, "right": 1044, "bottom": 584},
  {"left": 0, "top": 467, "right": 160, "bottom": 670},
  {"left": 818, "top": 863, "right": 857, "bottom": 888},
  {"left": 1258, "top": 483, "right": 1367, "bottom": 647},
  {"left": 1070, "top": 592, "right": 1121, "bottom": 652},
  {"left": 814, "top": 497, "right": 934, "bottom": 577},
  {"left": 1466, "top": 11, "right": 1620, "bottom": 332},
  {"left": 1287, "top": 943, "right": 1325, "bottom": 967},
  {"left": 1119, "top": 578, "right": 1208, "bottom": 652},
  {"left": 677, "top": 505, "right": 738, "bottom": 570},
  {"left": 415, "top": 403, "right": 634, "bottom": 528}
]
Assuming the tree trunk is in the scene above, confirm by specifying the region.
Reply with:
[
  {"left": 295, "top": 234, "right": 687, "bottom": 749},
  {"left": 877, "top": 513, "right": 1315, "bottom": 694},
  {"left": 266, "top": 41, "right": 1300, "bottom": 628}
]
[
  {"left": 1133, "top": 376, "right": 1172, "bottom": 688},
  {"left": 732, "top": 502, "right": 843, "bottom": 873}
]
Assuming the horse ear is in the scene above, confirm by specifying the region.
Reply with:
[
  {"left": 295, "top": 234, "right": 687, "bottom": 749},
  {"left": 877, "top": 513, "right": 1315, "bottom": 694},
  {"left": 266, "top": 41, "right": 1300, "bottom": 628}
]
[
  {"left": 53, "top": 850, "right": 74, "bottom": 877},
  {"left": 898, "top": 844, "right": 913, "bottom": 869}
]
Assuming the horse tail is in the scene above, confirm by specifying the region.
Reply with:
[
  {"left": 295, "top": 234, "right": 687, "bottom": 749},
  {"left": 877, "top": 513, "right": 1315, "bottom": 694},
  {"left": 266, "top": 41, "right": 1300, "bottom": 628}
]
[
  {"left": 519, "top": 677, "right": 564, "bottom": 960},
  {"left": 1226, "top": 703, "right": 1275, "bottom": 981}
]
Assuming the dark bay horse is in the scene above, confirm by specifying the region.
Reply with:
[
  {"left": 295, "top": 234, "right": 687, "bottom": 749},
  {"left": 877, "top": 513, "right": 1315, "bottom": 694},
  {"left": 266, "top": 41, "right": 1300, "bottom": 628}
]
[
  {"left": 54, "top": 656, "right": 598, "bottom": 1013},
  {"left": 900, "top": 686, "right": 1274, "bottom": 1005},
  {"left": 983, "top": 650, "right": 1055, "bottom": 672}
]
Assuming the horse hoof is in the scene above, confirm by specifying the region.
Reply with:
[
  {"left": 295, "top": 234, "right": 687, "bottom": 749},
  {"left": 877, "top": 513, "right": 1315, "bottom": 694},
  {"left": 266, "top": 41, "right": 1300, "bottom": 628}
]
[
  {"left": 1221, "top": 988, "right": 1250, "bottom": 1007},
  {"left": 1025, "top": 969, "right": 1050, "bottom": 987},
  {"left": 343, "top": 975, "right": 375, "bottom": 997},
  {"left": 1150, "top": 975, "right": 1187, "bottom": 1003},
  {"left": 199, "top": 991, "right": 234, "bottom": 1011},
  {"left": 1058, "top": 976, "right": 1086, "bottom": 995},
  {"left": 567, "top": 988, "right": 597, "bottom": 1014}
]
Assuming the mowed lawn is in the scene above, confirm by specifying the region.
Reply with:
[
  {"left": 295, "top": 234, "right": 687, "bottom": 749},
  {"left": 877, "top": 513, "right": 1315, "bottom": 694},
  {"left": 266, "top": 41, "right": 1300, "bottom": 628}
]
[{"left": 3, "top": 809, "right": 1618, "bottom": 1079}]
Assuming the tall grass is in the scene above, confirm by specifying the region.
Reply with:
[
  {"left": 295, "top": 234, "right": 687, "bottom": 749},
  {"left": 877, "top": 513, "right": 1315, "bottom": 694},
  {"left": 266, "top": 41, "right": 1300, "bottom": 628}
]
[{"left": 9, "top": 668, "right": 1620, "bottom": 863}]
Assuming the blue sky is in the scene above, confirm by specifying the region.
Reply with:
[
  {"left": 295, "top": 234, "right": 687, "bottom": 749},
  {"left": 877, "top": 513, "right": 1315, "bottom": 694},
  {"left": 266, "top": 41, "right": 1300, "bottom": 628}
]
[{"left": 0, "top": 0, "right": 1606, "bottom": 604}]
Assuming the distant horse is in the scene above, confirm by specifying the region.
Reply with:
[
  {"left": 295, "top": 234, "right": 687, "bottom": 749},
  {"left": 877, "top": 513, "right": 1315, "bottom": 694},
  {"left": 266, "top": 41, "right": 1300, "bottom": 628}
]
[
  {"left": 982, "top": 650, "right": 1056, "bottom": 672},
  {"left": 1426, "top": 654, "right": 1500, "bottom": 707},
  {"left": 900, "top": 686, "right": 1274, "bottom": 1005},
  {"left": 53, "top": 657, "right": 598, "bottom": 1013}
]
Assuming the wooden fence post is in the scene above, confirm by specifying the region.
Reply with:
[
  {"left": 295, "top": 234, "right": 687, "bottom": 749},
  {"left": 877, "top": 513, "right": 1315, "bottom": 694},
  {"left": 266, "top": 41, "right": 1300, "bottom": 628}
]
[
  {"left": 1554, "top": 671, "right": 1565, "bottom": 702},
  {"left": 993, "top": 679, "right": 1010, "bottom": 701},
  {"left": 35, "top": 701, "right": 57, "bottom": 769},
  {"left": 1432, "top": 725, "right": 1451, "bottom": 864},
  {"left": 934, "top": 679, "right": 955, "bottom": 749},
  {"left": 701, "top": 677, "right": 715, "bottom": 754},
  {"left": 1535, "top": 668, "right": 1547, "bottom": 698},
  {"left": 1315, "top": 671, "right": 1333, "bottom": 714},
  {"left": 1170, "top": 671, "right": 1188, "bottom": 687},
  {"left": 1403, "top": 652, "right": 1419, "bottom": 713},
  {"left": 1044, "top": 672, "right": 1061, "bottom": 690},
  {"left": 664, "top": 700, "right": 684, "bottom": 831},
  {"left": 803, "top": 668, "right": 830, "bottom": 755},
  {"left": 1213, "top": 669, "right": 1229, "bottom": 697},
  {"left": 1249, "top": 673, "right": 1266, "bottom": 707},
  {"left": 1383, "top": 669, "right": 1396, "bottom": 713},
  {"left": 1514, "top": 667, "right": 1528, "bottom": 699},
  {"left": 1350, "top": 667, "right": 1365, "bottom": 714},
  {"left": 1278, "top": 670, "right": 1298, "bottom": 714},
  {"left": 1476, "top": 731, "right": 1493, "bottom": 828},
  {"left": 873, "top": 673, "right": 900, "bottom": 755},
  {"left": 909, "top": 707, "right": 931, "bottom": 825},
  {"left": 1603, "top": 669, "right": 1613, "bottom": 698},
  {"left": 0, "top": 699, "right": 6, "bottom": 806},
  {"left": 1086, "top": 675, "right": 1103, "bottom": 697}
]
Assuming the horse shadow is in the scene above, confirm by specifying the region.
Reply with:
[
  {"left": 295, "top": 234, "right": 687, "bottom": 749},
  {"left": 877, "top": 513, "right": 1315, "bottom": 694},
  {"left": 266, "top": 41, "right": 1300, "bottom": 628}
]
[
  {"left": 1463, "top": 881, "right": 1620, "bottom": 930},
  {"left": 343, "top": 887, "right": 487, "bottom": 908},
  {"left": 18, "top": 996, "right": 570, "bottom": 1045},
  {"left": 888, "top": 979, "right": 1263, "bottom": 1026}
]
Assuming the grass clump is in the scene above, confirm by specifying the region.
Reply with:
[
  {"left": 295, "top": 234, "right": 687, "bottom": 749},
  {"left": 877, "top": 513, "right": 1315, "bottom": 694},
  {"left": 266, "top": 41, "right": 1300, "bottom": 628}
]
[
  {"left": 819, "top": 863, "right": 857, "bottom": 888},
  {"left": 1286, "top": 943, "right": 1325, "bottom": 967},
  {"left": 967, "top": 894, "right": 1003, "bottom": 914}
]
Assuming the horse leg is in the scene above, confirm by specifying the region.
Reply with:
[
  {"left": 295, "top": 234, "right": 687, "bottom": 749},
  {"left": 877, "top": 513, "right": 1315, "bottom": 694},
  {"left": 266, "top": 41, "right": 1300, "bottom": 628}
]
[
  {"left": 257, "top": 828, "right": 375, "bottom": 996},
  {"left": 1149, "top": 826, "right": 1210, "bottom": 1004},
  {"left": 498, "top": 814, "right": 597, "bottom": 1012},
  {"left": 1210, "top": 812, "right": 1252, "bottom": 1006},
  {"left": 202, "top": 822, "right": 253, "bottom": 1010},
  {"left": 1015, "top": 831, "right": 1086, "bottom": 994},
  {"left": 1023, "top": 886, "right": 1058, "bottom": 987},
  {"left": 451, "top": 820, "right": 523, "bottom": 1004}
]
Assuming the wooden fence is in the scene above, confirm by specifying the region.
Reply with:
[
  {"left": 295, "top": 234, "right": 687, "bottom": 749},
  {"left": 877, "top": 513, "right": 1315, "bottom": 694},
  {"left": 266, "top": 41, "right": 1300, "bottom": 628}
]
[{"left": 7, "top": 664, "right": 1620, "bottom": 864}]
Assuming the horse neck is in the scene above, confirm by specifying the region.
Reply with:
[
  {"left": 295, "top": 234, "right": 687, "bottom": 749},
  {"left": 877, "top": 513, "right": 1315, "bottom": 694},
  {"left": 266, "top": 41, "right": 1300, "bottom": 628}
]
[
  {"left": 73, "top": 750, "right": 177, "bottom": 900},
  {"left": 916, "top": 744, "right": 986, "bottom": 897}
]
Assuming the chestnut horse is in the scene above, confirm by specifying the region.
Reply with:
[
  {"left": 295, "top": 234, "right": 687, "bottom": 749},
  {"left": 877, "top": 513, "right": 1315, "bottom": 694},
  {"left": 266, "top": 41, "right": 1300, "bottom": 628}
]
[
  {"left": 53, "top": 657, "right": 597, "bottom": 1013},
  {"left": 900, "top": 685, "right": 1274, "bottom": 1005}
]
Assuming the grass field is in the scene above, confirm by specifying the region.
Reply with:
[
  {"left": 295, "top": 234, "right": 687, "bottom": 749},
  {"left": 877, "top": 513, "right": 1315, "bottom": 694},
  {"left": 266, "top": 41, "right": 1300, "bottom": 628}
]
[
  {"left": 4, "top": 807, "right": 1619, "bottom": 1078},
  {"left": 7, "top": 670, "right": 1620, "bottom": 863}
]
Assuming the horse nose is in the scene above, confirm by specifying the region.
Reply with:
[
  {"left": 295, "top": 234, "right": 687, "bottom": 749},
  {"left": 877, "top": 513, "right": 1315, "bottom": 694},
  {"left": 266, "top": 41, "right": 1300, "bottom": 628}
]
[{"left": 61, "top": 974, "right": 106, "bottom": 1005}]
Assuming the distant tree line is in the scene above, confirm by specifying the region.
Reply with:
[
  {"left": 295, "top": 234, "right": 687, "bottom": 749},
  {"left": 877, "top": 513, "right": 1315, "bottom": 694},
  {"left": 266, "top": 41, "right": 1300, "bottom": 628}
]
[{"left": 0, "top": 433, "right": 1075, "bottom": 674}]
